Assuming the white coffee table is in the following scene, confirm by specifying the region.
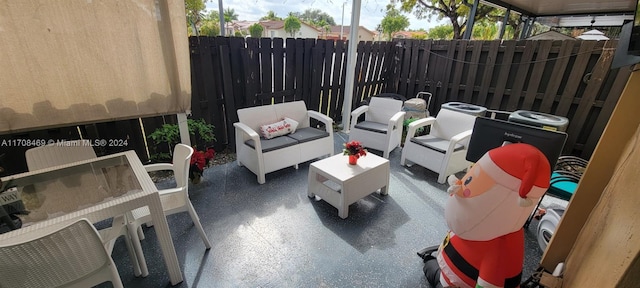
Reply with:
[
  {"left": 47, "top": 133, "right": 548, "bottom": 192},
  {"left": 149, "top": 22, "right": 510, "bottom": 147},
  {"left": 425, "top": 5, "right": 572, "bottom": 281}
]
[{"left": 307, "top": 153, "right": 390, "bottom": 218}]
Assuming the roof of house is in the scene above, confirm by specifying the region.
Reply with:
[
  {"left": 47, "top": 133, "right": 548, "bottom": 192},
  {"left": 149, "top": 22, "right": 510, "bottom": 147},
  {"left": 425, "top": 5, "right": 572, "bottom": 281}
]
[{"left": 328, "top": 26, "right": 375, "bottom": 36}]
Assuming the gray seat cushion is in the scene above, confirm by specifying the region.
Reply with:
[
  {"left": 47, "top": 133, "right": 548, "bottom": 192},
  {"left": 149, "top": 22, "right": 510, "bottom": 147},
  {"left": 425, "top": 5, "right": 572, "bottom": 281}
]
[
  {"left": 245, "top": 136, "right": 299, "bottom": 153},
  {"left": 286, "top": 127, "right": 330, "bottom": 143},
  {"left": 410, "top": 135, "right": 465, "bottom": 153},
  {"left": 354, "top": 121, "right": 388, "bottom": 134}
]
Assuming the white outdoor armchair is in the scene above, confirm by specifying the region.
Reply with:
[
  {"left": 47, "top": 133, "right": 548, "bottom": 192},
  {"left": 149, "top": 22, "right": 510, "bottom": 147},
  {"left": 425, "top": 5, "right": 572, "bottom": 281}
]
[
  {"left": 349, "top": 97, "right": 406, "bottom": 158},
  {"left": 400, "top": 108, "right": 478, "bottom": 183},
  {"left": 0, "top": 218, "right": 124, "bottom": 288},
  {"left": 127, "top": 144, "right": 212, "bottom": 271}
]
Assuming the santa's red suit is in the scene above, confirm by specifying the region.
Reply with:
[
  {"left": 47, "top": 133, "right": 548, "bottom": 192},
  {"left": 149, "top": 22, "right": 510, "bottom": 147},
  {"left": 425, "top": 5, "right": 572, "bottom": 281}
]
[
  {"left": 426, "top": 143, "right": 550, "bottom": 288},
  {"left": 437, "top": 230, "right": 524, "bottom": 288}
]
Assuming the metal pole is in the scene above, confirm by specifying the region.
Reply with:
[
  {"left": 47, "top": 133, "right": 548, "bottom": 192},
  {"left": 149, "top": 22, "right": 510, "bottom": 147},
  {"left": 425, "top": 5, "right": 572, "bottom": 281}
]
[
  {"left": 340, "top": 1, "right": 346, "bottom": 40},
  {"left": 499, "top": 6, "right": 511, "bottom": 40},
  {"left": 341, "top": 0, "right": 361, "bottom": 133},
  {"left": 462, "top": 0, "right": 480, "bottom": 40},
  {"left": 218, "top": 0, "right": 225, "bottom": 36}
]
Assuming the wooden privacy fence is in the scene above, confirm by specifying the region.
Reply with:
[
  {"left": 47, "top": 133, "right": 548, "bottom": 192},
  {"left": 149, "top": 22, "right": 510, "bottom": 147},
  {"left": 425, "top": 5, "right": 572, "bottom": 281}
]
[
  {"left": 191, "top": 37, "right": 630, "bottom": 160},
  {"left": 188, "top": 36, "right": 396, "bottom": 153},
  {"left": 0, "top": 37, "right": 631, "bottom": 175},
  {"left": 388, "top": 39, "right": 630, "bottom": 158}
]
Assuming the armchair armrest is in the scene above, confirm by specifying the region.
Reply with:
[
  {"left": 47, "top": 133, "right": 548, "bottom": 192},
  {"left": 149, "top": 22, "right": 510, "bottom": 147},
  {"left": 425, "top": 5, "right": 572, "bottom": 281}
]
[
  {"left": 350, "top": 105, "right": 369, "bottom": 129},
  {"left": 446, "top": 129, "right": 473, "bottom": 154},
  {"left": 388, "top": 111, "right": 406, "bottom": 131},
  {"left": 144, "top": 163, "right": 174, "bottom": 173},
  {"left": 308, "top": 110, "right": 334, "bottom": 133},
  {"left": 233, "top": 122, "right": 262, "bottom": 151},
  {"left": 404, "top": 117, "right": 436, "bottom": 145}
]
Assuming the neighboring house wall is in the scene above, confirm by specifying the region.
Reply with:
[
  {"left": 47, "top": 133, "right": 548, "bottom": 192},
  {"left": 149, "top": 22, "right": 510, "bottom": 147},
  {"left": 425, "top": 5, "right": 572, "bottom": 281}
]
[
  {"left": 325, "top": 26, "right": 376, "bottom": 41},
  {"left": 260, "top": 20, "right": 320, "bottom": 39},
  {"left": 356, "top": 27, "right": 375, "bottom": 42}
]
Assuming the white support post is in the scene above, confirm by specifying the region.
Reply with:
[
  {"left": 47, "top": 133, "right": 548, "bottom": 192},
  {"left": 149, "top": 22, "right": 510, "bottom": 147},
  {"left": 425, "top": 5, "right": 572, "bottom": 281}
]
[
  {"left": 341, "top": 0, "right": 361, "bottom": 133},
  {"left": 177, "top": 113, "right": 191, "bottom": 146}
]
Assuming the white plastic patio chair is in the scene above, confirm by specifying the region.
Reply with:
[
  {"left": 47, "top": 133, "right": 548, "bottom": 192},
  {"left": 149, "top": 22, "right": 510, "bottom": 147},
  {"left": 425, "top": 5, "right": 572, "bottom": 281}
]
[
  {"left": 24, "top": 140, "right": 144, "bottom": 276},
  {"left": 400, "top": 108, "right": 478, "bottom": 183},
  {"left": 127, "top": 144, "right": 212, "bottom": 269},
  {"left": 349, "top": 97, "right": 406, "bottom": 158},
  {"left": 25, "top": 140, "right": 99, "bottom": 171},
  {"left": 0, "top": 218, "right": 124, "bottom": 288}
]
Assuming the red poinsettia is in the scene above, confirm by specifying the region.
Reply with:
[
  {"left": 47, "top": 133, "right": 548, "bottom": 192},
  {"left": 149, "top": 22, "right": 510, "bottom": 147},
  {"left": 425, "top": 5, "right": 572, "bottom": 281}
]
[
  {"left": 189, "top": 147, "right": 215, "bottom": 182},
  {"left": 343, "top": 140, "right": 367, "bottom": 158}
]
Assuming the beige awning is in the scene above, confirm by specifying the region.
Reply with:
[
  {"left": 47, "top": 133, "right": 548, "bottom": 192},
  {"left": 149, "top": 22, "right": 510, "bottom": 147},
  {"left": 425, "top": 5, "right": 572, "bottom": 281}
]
[{"left": 0, "top": 0, "right": 191, "bottom": 134}]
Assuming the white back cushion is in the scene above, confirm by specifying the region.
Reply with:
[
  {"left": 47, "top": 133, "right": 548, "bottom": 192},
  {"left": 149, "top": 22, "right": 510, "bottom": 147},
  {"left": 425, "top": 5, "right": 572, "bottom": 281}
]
[
  {"left": 365, "top": 97, "right": 403, "bottom": 124},
  {"left": 430, "top": 109, "right": 477, "bottom": 143}
]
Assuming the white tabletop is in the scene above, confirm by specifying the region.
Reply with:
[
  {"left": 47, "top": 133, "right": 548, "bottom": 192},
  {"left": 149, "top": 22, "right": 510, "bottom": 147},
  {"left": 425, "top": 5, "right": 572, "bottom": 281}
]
[{"left": 310, "top": 153, "right": 390, "bottom": 181}]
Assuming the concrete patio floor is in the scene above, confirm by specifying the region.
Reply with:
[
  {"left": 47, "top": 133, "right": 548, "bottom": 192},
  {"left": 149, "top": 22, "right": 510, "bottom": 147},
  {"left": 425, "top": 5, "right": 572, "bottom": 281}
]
[{"left": 108, "top": 132, "right": 565, "bottom": 287}]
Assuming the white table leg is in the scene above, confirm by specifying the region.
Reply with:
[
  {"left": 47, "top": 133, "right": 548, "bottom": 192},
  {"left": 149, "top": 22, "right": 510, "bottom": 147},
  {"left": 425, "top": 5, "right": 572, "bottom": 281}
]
[
  {"left": 146, "top": 194, "right": 183, "bottom": 285},
  {"left": 338, "top": 189, "right": 348, "bottom": 219},
  {"left": 307, "top": 168, "right": 317, "bottom": 198}
]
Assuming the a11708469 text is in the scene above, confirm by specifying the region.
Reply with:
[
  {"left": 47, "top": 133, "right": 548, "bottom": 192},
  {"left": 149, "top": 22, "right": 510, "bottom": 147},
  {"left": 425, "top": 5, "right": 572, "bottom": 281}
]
[{"left": 1, "top": 139, "right": 129, "bottom": 147}]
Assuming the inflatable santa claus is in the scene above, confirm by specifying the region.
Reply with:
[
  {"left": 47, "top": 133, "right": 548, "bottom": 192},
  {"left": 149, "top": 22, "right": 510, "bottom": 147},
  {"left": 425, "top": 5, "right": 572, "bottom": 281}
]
[{"left": 421, "top": 143, "right": 551, "bottom": 288}]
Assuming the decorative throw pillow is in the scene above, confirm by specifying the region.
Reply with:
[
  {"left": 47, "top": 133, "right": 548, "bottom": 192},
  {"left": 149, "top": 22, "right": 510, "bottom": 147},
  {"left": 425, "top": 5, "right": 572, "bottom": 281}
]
[{"left": 259, "top": 117, "right": 299, "bottom": 139}]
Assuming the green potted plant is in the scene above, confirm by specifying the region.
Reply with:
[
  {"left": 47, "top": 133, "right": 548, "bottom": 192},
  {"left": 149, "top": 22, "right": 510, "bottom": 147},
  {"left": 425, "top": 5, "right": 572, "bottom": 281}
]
[{"left": 147, "top": 118, "right": 216, "bottom": 183}]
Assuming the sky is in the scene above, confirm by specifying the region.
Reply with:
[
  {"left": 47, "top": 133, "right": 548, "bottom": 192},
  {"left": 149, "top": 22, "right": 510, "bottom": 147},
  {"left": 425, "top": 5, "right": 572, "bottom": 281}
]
[{"left": 205, "top": 0, "right": 447, "bottom": 32}]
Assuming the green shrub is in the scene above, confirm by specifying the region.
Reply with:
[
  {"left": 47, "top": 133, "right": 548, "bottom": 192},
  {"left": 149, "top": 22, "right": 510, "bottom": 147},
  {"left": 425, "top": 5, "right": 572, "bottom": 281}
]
[{"left": 147, "top": 118, "right": 215, "bottom": 161}]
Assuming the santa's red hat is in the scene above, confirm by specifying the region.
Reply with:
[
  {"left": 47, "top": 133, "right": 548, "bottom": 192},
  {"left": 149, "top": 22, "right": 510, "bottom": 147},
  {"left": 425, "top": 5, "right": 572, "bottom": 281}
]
[{"left": 479, "top": 143, "right": 551, "bottom": 206}]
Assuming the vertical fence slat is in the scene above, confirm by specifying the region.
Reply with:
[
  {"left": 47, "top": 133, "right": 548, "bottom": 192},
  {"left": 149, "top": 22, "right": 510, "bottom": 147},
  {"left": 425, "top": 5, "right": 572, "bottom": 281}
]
[
  {"left": 539, "top": 40, "right": 575, "bottom": 113},
  {"left": 309, "top": 44, "right": 323, "bottom": 111},
  {"left": 334, "top": 41, "right": 348, "bottom": 121},
  {"left": 506, "top": 40, "right": 538, "bottom": 110},
  {"left": 352, "top": 41, "right": 367, "bottom": 105},
  {"left": 259, "top": 38, "right": 273, "bottom": 104},
  {"left": 462, "top": 40, "right": 483, "bottom": 103},
  {"left": 405, "top": 40, "right": 421, "bottom": 99},
  {"left": 273, "top": 38, "right": 285, "bottom": 103},
  {"left": 365, "top": 42, "right": 379, "bottom": 96},
  {"left": 363, "top": 42, "right": 379, "bottom": 99},
  {"left": 331, "top": 41, "right": 346, "bottom": 120},
  {"left": 477, "top": 40, "right": 500, "bottom": 106},
  {"left": 413, "top": 40, "right": 432, "bottom": 97},
  {"left": 320, "top": 40, "right": 333, "bottom": 113},
  {"left": 555, "top": 41, "right": 598, "bottom": 116},
  {"left": 522, "top": 40, "right": 552, "bottom": 110},
  {"left": 218, "top": 44, "right": 236, "bottom": 151},
  {"left": 242, "top": 38, "right": 260, "bottom": 107},
  {"left": 490, "top": 41, "right": 516, "bottom": 110},
  {"left": 450, "top": 41, "right": 468, "bottom": 102}
]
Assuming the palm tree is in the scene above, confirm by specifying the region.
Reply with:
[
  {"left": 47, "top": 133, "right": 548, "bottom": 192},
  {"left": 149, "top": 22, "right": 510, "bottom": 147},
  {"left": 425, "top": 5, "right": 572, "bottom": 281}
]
[
  {"left": 260, "top": 10, "right": 282, "bottom": 21},
  {"left": 223, "top": 8, "right": 238, "bottom": 35}
]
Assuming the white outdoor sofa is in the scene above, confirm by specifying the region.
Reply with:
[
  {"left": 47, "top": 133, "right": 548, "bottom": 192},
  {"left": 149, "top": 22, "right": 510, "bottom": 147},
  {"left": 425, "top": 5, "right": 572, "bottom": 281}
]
[{"left": 234, "top": 101, "right": 334, "bottom": 184}]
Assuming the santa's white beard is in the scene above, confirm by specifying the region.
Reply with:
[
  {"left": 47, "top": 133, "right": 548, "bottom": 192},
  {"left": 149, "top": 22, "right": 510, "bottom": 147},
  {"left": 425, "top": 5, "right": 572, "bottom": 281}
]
[{"left": 445, "top": 185, "right": 539, "bottom": 241}]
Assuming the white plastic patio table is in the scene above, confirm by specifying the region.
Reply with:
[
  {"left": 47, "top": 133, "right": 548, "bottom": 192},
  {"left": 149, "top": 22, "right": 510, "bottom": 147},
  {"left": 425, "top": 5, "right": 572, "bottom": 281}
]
[
  {"left": 0, "top": 150, "right": 183, "bottom": 285},
  {"left": 308, "top": 153, "right": 390, "bottom": 218}
]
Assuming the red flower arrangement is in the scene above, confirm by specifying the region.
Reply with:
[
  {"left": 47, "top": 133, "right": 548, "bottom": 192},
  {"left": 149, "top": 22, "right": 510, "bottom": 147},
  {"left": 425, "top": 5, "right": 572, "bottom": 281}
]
[
  {"left": 189, "top": 147, "right": 215, "bottom": 183},
  {"left": 343, "top": 140, "right": 367, "bottom": 159}
]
